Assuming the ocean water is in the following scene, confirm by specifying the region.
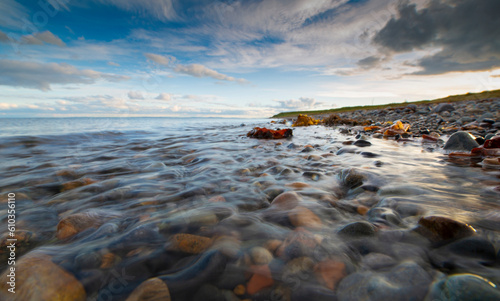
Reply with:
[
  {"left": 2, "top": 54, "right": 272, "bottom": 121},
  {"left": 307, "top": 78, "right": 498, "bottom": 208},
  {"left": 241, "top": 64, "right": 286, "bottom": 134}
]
[{"left": 0, "top": 117, "right": 499, "bottom": 300}]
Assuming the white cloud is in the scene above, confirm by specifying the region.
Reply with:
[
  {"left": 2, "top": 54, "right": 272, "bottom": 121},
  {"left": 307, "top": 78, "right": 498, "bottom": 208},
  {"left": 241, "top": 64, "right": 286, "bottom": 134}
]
[
  {"left": 156, "top": 93, "right": 172, "bottom": 101},
  {"left": 21, "top": 31, "right": 66, "bottom": 47},
  {"left": 275, "top": 97, "right": 320, "bottom": 110},
  {"left": 175, "top": 64, "right": 247, "bottom": 83},
  {"left": 0, "top": 59, "right": 130, "bottom": 91},
  {"left": 128, "top": 91, "right": 144, "bottom": 100},
  {"left": 144, "top": 53, "right": 171, "bottom": 66},
  {"left": 0, "top": 103, "right": 18, "bottom": 110},
  {"left": 107, "top": 61, "right": 120, "bottom": 66},
  {"left": 0, "top": 30, "right": 9, "bottom": 42}
]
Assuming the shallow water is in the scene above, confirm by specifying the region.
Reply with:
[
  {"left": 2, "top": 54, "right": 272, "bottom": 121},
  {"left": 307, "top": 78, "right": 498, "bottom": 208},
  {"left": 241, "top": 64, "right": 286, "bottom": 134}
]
[{"left": 0, "top": 118, "right": 499, "bottom": 300}]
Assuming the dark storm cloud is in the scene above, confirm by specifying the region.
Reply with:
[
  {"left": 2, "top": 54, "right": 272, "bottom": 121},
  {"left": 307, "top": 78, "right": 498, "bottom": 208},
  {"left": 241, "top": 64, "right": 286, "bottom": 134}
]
[{"left": 372, "top": 0, "right": 500, "bottom": 75}]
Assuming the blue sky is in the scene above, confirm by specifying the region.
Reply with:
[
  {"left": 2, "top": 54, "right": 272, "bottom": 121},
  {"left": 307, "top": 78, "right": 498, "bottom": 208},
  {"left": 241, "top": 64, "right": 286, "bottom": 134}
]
[{"left": 1, "top": 0, "right": 499, "bottom": 117}]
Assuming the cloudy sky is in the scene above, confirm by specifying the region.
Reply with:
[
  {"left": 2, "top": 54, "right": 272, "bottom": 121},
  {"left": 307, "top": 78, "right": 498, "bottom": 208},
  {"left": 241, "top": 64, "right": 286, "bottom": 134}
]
[{"left": 1, "top": 0, "right": 499, "bottom": 117}]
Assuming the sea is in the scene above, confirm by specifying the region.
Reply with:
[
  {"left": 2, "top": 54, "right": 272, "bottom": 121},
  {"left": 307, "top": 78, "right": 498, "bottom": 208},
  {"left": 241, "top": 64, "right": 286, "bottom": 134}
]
[{"left": 0, "top": 117, "right": 499, "bottom": 300}]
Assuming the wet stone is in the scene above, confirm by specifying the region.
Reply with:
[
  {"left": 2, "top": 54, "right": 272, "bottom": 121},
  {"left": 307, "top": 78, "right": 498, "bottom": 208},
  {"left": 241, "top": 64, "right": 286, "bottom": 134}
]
[
  {"left": 337, "top": 261, "right": 433, "bottom": 301},
  {"left": 288, "top": 206, "right": 323, "bottom": 229},
  {"left": 425, "top": 274, "right": 500, "bottom": 301},
  {"left": 169, "top": 233, "right": 213, "bottom": 254},
  {"left": 56, "top": 210, "right": 120, "bottom": 240},
  {"left": 354, "top": 140, "right": 372, "bottom": 147},
  {"left": 338, "top": 168, "right": 366, "bottom": 190},
  {"left": 337, "top": 221, "right": 376, "bottom": 238},
  {"left": 250, "top": 246, "right": 274, "bottom": 265},
  {"left": 125, "top": 277, "right": 171, "bottom": 301},
  {"left": 414, "top": 216, "right": 476, "bottom": 244},
  {"left": 443, "top": 131, "right": 480, "bottom": 152},
  {"left": 0, "top": 253, "right": 86, "bottom": 301}
]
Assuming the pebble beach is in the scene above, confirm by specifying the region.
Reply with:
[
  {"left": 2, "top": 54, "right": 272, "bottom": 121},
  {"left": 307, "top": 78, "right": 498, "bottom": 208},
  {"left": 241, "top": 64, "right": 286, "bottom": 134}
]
[{"left": 0, "top": 98, "right": 500, "bottom": 301}]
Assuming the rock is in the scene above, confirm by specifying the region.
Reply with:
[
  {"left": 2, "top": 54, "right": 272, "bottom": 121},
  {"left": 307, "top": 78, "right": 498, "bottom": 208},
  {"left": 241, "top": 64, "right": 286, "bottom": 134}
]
[
  {"left": 61, "top": 178, "right": 97, "bottom": 192},
  {"left": 288, "top": 206, "right": 322, "bottom": 229},
  {"left": 367, "top": 207, "right": 402, "bottom": 226},
  {"left": 277, "top": 228, "right": 318, "bottom": 261},
  {"left": 250, "top": 246, "right": 274, "bottom": 265},
  {"left": 338, "top": 168, "right": 366, "bottom": 190},
  {"left": 271, "top": 191, "right": 301, "bottom": 210},
  {"left": 414, "top": 216, "right": 476, "bottom": 244},
  {"left": 354, "top": 140, "right": 372, "bottom": 147},
  {"left": 233, "top": 284, "right": 246, "bottom": 296},
  {"left": 433, "top": 103, "right": 455, "bottom": 113},
  {"left": 314, "top": 259, "right": 346, "bottom": 290},
  {"left": 126, "top": 277, "right": 171, "bottom": 301},
  {"left": 168, "top": 233, "right": 213, "bottom": 254},
  {"left": 0, "top": 253, "right": 86, "bottom": 300},
  {"left": 282, "top": 256, "right": 315, "bottom": 284},
  {"left": 425, "top": 274, "right": 500, "bottom": 301},
  {"left": 56, "top": 210, "right": 120, "bottom": 240},
  {"left": 337, "top": 261, "right": 433, "bottom": 301},
  {"left": 246, "top": 265, "right": 274, "bottom": 295},
  {"left": 443, "top": 131, "right": 479, "bottom": 152},
  {"left": 337, "top": 221, "right": 376, "bottom": 238},
  {"left": 361, "top": 253, "right": 398, "bottom": 270}
]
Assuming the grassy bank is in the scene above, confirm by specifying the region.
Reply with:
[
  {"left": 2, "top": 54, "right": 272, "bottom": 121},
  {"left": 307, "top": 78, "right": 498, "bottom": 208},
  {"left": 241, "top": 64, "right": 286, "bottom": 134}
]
[{"left": 271, "top": 89, "right": 500, "bottom": 119}]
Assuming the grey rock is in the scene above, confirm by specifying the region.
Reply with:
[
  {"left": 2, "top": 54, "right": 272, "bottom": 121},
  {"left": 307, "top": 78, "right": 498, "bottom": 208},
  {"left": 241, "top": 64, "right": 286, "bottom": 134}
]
[
  {"left": 425, "top": 274, "right": 500, "bottom": 301},
  {"left": 337, "top": 221, "right": 376, "bottom": 238},
  {"left": 337, "top": 261, "right": 433, "bottom": 301},
  {"left": 433, "top": 103, "right": 455, "bottom": 113},
  {"left": 443, "top": 131, "right": 479, "bottom": 152}
]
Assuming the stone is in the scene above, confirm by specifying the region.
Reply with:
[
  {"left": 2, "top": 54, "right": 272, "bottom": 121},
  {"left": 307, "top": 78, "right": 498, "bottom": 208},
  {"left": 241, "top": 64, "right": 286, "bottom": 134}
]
[
  {"left": 338, "top": 168, "right": 366, "bottom": 190},
  {"left": 367, "top": 207, "right": 402, "bottom": 226},
  {"left": 361, "top": 253, "right": 397, "bottom": 270},
  {"left": 354, "top": 140, "right": 372, "bottom": 147},
  {"left": 282, "top": 257, "right": 315, "bottom": 288},
  {"left": 337, "top": 221, "right": 376, "bottom": 238},
  {"left": 246, "top": 265, "right": 274, "bottom": 295},
  {"left": 250, "top": 246, "right": 274, "bottom": 265},
  {"left": 192, "top": 284, "right": 224, "bottom": 301},
  {"left": 425, "top": 274, "right": 500, "bottom": 301},
  {"left": 126, "top": 278, "right": 171, "bottom": 301},
  {"left": 56, "top": 210, "right": 120, "bottom": 240},
  {"left": 169, "top": 233, "right": 213, "bottom": 254},
  {"left": 277, "top": 228, "right": 318, "bottom": 260},
  {"left": 433, "top": 103, "right": 455, "bottom": 113},
  {"left": 443, "top": 131, "right": 480, "bottom": 152},
  {"left": 61, "top": 178, "right": 96, "bottom": 192},
  {"left": 271, "top": 191, "right": 301, "bottom": 210},
  {"left": 288, "top": 206, "right": 322, "bottom": 229},
  {"left": 0, "top": 253, "right": 86, "bottom": 301},
  {"left": 337, "top": 261, "right": 432, "bottom": 301},
  {"left": 233, "top": 284, "right": 246, "bottom": 296},
  {"left": 314, "top": 259, "right": 346, "bottom": 290},
  {"left": 285, "top": 182, "right": 312, "bottom": 189},
  {"left": 414, "top": 216, "right": 476, "bottom": 244}
]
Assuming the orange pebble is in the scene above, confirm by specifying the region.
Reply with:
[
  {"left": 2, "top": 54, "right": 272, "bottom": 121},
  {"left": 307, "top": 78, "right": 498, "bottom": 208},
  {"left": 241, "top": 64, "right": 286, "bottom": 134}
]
[{"left": 246, "top": 265, "right": 274, "bottom": 295}]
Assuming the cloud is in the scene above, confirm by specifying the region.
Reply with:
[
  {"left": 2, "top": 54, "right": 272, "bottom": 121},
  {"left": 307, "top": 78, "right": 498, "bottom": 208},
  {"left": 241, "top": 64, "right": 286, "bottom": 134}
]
[
  {"left": 144, "top": 53, "right": 171, "bottom": 66},
  {"left": 175, "top": 64, "right": 247, "bottom": 83},
  {"left": 128, "top": 91, "right": 144, "bottom": 100},
  {"left": 372, "top": 0, "right": 500, "bottom": 75},
  {"left": 0, "top": 60, "right": 130, "bottom": 91},
  {"left": 0, "top": 103, "right": 19, "bottom": 110},
  {"left": 275, "top": 97, "right": 321, "bottom": 110},
  {"left": 357, "top": 55, "right": 383, "bottom": 69},
  {"left": 108, "top": 61, "right": 120, "bottom": 66},
  {"left": 0, "top": 30, "right": 9, "bottom": 42},
  {"left": 21, "top": 31, "right": 66, "bottom": 47},
  {"left": 156, "top": 93, "right": 172, "bottom": 101}
]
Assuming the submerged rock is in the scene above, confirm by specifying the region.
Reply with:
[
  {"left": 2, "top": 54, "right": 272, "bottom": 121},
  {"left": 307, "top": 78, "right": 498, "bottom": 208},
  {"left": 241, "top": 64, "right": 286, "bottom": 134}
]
[
  {"left": 414, "top": 216, "right": 476, "bottom": 244},
  {"left": 425, "top": 274, "right": 500, "bottom": 301},
  {"left": 337, "top": 261, "right": 433, "bottom": 301},
  {"left": 56, "top": 210, "right": 121, "bottom": 240},
  {"left": 125, "top": 277, "right": 171, "bottom": 301},
  {"left": 0, "top": 253, "right": 86, "bottom": 300}
]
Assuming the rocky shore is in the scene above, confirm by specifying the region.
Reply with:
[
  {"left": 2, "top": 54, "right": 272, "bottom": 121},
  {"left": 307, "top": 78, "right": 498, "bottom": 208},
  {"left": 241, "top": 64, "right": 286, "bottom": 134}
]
[{"left": 1, "top": 107, "right": 500, "bottom": 301}]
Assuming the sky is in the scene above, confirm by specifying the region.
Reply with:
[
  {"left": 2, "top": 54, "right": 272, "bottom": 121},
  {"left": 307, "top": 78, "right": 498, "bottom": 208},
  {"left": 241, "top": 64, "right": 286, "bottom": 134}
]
[{"left": 0, "top": 0, "right": 499, "bottom": 118}]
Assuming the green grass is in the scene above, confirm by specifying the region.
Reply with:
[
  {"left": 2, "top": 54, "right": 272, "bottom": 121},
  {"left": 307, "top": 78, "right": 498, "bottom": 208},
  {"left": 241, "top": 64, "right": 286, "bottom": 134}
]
[{"left": 271, "top": 89, "right": 500, "bottom": 118}]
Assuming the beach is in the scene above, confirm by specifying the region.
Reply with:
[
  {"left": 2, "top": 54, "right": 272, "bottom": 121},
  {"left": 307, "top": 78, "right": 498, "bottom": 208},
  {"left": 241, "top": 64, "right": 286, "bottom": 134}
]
[{"left": 0, "top": 100, "right": 499, "bottom": 301}]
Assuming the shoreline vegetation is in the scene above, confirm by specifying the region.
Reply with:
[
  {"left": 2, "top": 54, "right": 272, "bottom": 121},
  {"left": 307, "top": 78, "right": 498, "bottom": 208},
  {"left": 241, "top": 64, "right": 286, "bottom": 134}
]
[{"left": 271, "top": 89, "right": 500, "bottom": 119}]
